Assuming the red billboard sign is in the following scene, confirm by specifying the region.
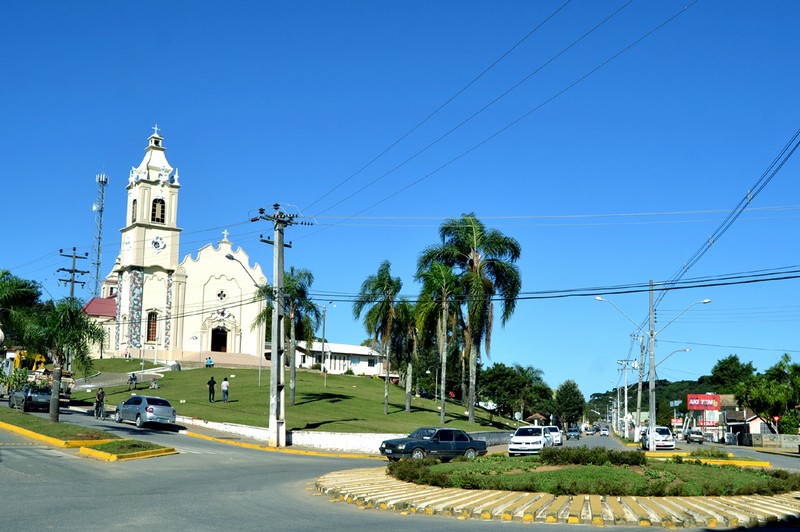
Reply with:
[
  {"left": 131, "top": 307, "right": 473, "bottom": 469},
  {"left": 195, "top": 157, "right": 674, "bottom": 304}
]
[
  {"left": 687, "top": 394, "right": 721, "bottom": 411},
  {"left": 698, "top": 420, "right": 718, "bottom": 427}
]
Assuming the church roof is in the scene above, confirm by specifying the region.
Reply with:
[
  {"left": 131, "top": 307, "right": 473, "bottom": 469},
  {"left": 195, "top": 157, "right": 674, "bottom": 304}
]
[{"left": 83, "top": 297, "right": 117, "bottom": 318}]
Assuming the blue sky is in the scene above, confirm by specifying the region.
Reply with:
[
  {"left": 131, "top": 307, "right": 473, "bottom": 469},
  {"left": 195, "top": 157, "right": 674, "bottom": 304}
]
[{"left": 3, "top": 1, "right": 799, "bottom": 400}]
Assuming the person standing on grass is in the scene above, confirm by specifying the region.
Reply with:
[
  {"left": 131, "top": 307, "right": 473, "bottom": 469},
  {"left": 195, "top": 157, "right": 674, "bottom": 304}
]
[
  {"left": 221, "top": 377, "right": 229, "bottom": 403},
  {"left": 207, "top": 376, "right": 217, "bottom": 403}
]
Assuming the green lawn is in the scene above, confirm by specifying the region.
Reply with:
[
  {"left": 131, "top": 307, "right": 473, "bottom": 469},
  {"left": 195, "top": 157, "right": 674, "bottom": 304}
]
[
  {"left": 0, "top": 407, "right": 117, "bottom": 441},
  {"left": 72, "top": 360, "right": 515, "bottom": 434}
]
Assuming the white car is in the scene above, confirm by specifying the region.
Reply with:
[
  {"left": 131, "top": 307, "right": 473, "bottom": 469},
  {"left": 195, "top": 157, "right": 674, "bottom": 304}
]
[
  {"left": 599, "top": 426, "right": 610, "bottom": 436},
  {"left": 508, "top": 425, "right": 552, "bottom": 456},
  {"left": 544, "top": 425, "right": 562, "bottom": 446},
  {"left": 641, "top": 426, "right": 675, "bottom": 450}
]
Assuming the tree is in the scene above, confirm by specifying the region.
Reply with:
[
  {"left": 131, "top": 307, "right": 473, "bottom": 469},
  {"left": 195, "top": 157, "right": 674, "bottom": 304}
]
[
  {"left": 416, "top": 260, "right": 460, "bottom": 422},
  {"left": 705, "top": 354, "right": 755, "bottom": 392},
  {"left": 512, "top": 364, "right": 552, "bottom": 418},
  {"left": 18, "top": 297, "right": 104, "bottom": 422},
  {"left": 0, "top": 270, "right": 40, "bottom": 345},
  {"left": 418, "top": 213, "right": 521, "bottom": 423},
  {"left": 393, "top": 299, "right": 418, "bottom": 413},
  {"left": 554, "top": 380, "right": 585, "bottom": 427},
  {"left": 735, "top": 354, "right": 800, "bottom": 433},
  {"left": 353, "top": 261, "right": 402, "bottom": 415},
  {"left": 253, "top": 267, "right": 320, "bottom": 406}
]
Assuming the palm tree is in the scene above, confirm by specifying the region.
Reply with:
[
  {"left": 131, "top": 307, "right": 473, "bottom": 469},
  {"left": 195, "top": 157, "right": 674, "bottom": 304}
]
[
  {"left": 393, "top": 298, "right": 418, "bottom": 413},
  {"left": 353, "top": 261, "right": 402, "bottom": 415},
  {"left": 419, "top": 213, "right": 521, "bottom": 423},
  {"left": 0, "top": 270, "right": 40, "bottom": 345},
  {"left": 18, "top": 297, "right": 104, "bottom": 422},
  {"left": 253, "top": 267, "right": 320, "bottom": 406},
  {"left": 416, "top": 261, "right": 459, "bottom": 422}
]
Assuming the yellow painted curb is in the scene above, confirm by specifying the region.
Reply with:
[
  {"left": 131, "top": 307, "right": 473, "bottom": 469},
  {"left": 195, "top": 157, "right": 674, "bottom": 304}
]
[
  {"left": 185, "top": 430, "right": 383, "bottom": 460},
  {"left": 79, "top": 446, "right": 178, "bottom": 461},
  {"left": 0, "top": 420, "right": 102, "bottom": 448}
]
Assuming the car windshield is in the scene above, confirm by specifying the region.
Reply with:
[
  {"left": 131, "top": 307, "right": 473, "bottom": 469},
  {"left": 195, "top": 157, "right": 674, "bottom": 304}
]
[
  {"left": 655, "top": 428, "right": 671, "bottom": 436},
  {"left": 515, "top": 427, "right": 542, "bottom": 437},
  {"left": 409, "top": 428, "right": 436, "bottom": 440}
]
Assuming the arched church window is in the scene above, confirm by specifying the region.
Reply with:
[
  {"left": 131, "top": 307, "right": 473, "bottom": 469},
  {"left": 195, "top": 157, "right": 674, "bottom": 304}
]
[
  {"left": 131, "top": 199, "right": 137, "bottom": 223},
  {"left": 147, "top": 311, "right": 158, "bottom": 342},
  {"left": 151, "top": 198, "right": 166, "bottom": 224}
]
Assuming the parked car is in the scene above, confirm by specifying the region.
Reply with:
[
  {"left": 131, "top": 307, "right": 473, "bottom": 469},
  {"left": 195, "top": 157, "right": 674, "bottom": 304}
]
[
  {"left": 8, "top": 384, "right": 52, "bottom": 412},
  {"left": 599, "top": 426, "right": 610, "bottom": 436},
  {"left": 544, "top": 425, "right": 563, "bottom": 446},
  {"left": 566, "top": 427, "right": 581, "bottom": 440},
  {"left": 114, "top": 395, "right": 176, "bottom": 428},
  {"left": 379, "top": 427, "right": 487, "bottom": 461},
  {"left": 508, "top": 425, "right": 552, "bottom": 456},
  {"left": 685, "top": 429, "right": 705, "bottom": 444},
  {"left": 641, "top": 426, "right": 676, "bottom": 450}
]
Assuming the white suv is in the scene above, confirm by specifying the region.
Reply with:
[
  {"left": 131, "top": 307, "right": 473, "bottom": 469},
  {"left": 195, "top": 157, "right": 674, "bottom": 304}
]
[{"left": 544, "top": 425, "right": 563, "bottom": 446}]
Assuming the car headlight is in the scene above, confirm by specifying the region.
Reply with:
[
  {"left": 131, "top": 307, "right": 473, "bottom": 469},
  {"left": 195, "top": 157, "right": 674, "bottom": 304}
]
[{"left": 396, "top": 444, "right": 406, "bottom": 450}]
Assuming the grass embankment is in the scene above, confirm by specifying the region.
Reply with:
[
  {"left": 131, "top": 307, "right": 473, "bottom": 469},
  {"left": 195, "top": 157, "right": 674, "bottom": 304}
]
[
  {"left": 0, "top": 407, "right": 116, "bottom": 441},
  {"left": 72, "top": 359, "right": 515, "bottom": 434},
  {"left": 388, "top": 446, "right": 800, "bottom": 497}
]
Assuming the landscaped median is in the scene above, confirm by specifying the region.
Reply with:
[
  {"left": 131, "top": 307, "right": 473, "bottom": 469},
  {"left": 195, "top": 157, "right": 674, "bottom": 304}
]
[{"left": 0, "top": 408, "right": 175, "bottom": 461}]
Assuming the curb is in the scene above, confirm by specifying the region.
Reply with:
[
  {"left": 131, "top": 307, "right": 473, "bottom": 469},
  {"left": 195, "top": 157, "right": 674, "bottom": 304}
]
[
  {"left": 316, "top": 467, "right": 800, "bottom": 527},
  {"left": 80, "top": 445, "right": 178, "bottom": 462},
  {"left": 0, "top": 419, "right": 175, "bottom": 462},
  {"left": 184, "top": 430, "right": 383, "bottom": 460}
]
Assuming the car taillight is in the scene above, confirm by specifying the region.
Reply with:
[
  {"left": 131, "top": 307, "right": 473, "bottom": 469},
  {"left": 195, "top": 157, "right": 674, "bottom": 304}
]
[{"left": 146, "top": 406, "right": 154, "bottom": 413}]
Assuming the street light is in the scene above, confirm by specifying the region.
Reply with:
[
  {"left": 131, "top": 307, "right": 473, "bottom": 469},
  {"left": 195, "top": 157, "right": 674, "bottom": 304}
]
[
  {"left": 226, "top": 253, "right": 267, "bottom": 387},
  {"left": 425, "top": 367, "right": 439, "bottom": 402},
  {"left": 321, "top": 302, "right": 334, "bottom": 387},
  {"left": 657, "top": 348, "right": 691, "bottom": 368},
  {"left": 596, "top": 289, "right": 710, "bottom": 451}
]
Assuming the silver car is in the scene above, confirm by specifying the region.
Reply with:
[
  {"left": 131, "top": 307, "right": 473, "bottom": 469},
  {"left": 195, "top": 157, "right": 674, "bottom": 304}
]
[{"left": 114, "top": 395, "right": 176, "bottom": 428}]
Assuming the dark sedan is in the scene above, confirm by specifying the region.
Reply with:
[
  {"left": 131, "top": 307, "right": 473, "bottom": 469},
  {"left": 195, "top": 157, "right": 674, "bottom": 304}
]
[
  {"left": 8, "top": 384, "right": 52, "bottom": 412},
  {"left": 379, "top": 427, "right": 487, "bottom": 461}
]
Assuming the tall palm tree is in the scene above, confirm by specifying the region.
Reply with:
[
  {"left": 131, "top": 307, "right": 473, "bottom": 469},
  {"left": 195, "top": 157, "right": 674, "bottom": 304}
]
[
  {"left": 19, "top": 297, "right": 104, "bottom": 422},
  {"left": 353, "top": 261, "right": 402, "bottom": 415},
  {"left": 393, "top": 298, "right": 418, "bottom": 413},
  {"left": 0, "top": 270, "right": 40, "bottom": 345},
  {"left": 416, "top": 260, "right": 459, "bottom": 422},
  {"left": 253, "top": 267, "right": 320, "bottom": 406},
  {"left": 419, "top": 213, "right": 521, "bottom": 423}
]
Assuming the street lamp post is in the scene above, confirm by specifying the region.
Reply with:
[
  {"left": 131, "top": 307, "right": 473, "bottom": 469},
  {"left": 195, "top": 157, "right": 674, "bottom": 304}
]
[
  {"left": 425, "top": 367, "right": 439, "bottom": 402},
  {"left": 226, "top": 254, "right": 267, "bottom": 387},
  {"left": 321, "top": 302, "right": 333, "bottom": 387},
  {"left": 596, "top": 285, "right": 710, "bottom": 451}
]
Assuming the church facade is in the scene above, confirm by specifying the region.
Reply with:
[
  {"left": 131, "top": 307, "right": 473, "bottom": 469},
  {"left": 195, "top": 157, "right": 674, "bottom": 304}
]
[{"left": 85, "top": 130, "right": 267, "bottom": 365}]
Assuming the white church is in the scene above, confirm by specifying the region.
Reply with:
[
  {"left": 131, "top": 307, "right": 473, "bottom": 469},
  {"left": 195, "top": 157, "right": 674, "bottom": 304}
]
[{"left": 84, "top": 129, "right": 268, "bottom": 366}]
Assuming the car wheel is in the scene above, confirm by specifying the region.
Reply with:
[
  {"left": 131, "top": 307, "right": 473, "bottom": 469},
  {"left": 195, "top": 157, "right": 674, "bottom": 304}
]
[
  {"left": 464, "top": 448, "right": 477, "bottom": 460},
  {"left": 410, "top": 448, "right": 425, "bottom": 460},
  {"left": 22, "top": 400, "right": 29, "bottom": 412},
  {"left": 135, "top": 415, "right": 144, "bottom": 428},
  {"left": 508, "top": 452, "right": 515, "bottom": 457},
  {"left": 114, "top": 411, "right": 122, "bottom": 423}
]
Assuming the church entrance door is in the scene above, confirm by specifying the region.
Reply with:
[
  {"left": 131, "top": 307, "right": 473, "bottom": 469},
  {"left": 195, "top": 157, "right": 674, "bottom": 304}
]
[{"left": 211, "top": 327, "right": 228, "bottom": 352}]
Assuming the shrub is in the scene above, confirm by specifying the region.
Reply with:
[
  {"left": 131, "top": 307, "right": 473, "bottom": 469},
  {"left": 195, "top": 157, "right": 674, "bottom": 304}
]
[{"left": 540, "top": 446, "right": 646, "bottom": 467}]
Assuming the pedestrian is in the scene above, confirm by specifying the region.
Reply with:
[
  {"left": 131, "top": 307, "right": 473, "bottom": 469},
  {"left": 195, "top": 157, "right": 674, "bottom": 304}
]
[
  {"left": 207, "top": 376, "right": 216, "bottom": 402},
  {"left": 128, "top": 373, "right": 138, "bottom": 390},
  {"left": 221, "top": 377, "right": 229, "bottom": 403},
  {"left": 94, "top": 387, "right": 106, "bottom": 419}
]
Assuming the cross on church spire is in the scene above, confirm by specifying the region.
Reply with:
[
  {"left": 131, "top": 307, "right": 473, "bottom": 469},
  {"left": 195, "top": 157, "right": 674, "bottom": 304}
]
[
  {"left": 222, "top": 229, "right": 230, "bottom": 241},
  {"left": 152, "top": 124, "right": 161, "bottom": 136}
]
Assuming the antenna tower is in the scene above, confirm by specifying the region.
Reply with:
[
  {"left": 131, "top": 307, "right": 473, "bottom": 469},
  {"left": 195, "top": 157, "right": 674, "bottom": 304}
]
[{"left": 91, "top": 172, "right": 109, "bottom": 297}]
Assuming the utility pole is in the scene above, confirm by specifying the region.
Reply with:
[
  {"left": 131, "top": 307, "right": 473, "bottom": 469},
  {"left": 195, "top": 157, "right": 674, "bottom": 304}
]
[
  {"left": 617, "top": 359, "right": 630, "bottom": 439},
  {"left": 635, "top": 335, "right": 645, "bottom": 442},
  {"left": 648, "top": 280, "right": 656, "bottom": 452},
  {"left": 58, "top": 247, "right": 90, "bottom": 298},
  {"left": 254, "top": 204, "right": 312, "bottom": 447}
]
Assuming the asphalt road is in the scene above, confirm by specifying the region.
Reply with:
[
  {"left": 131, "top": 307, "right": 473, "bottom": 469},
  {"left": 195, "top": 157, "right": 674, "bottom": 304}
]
[{"left": 4, "top": 411, "right": 799, "bottom": 531}]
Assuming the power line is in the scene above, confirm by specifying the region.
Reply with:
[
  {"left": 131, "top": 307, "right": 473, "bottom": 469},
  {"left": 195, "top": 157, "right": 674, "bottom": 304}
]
[{"left": 302, "top": 0, "right": 576, "bottom": 213}]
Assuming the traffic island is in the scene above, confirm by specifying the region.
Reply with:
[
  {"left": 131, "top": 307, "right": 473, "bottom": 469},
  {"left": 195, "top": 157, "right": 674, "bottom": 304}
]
[{"left": 316, "top": 467, "right": 800, "bottom": 527}]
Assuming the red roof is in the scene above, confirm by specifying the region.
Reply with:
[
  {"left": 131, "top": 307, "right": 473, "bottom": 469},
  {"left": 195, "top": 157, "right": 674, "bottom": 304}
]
[{"left": 83, "top": 297, "right": 116, "bottom": 318}]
